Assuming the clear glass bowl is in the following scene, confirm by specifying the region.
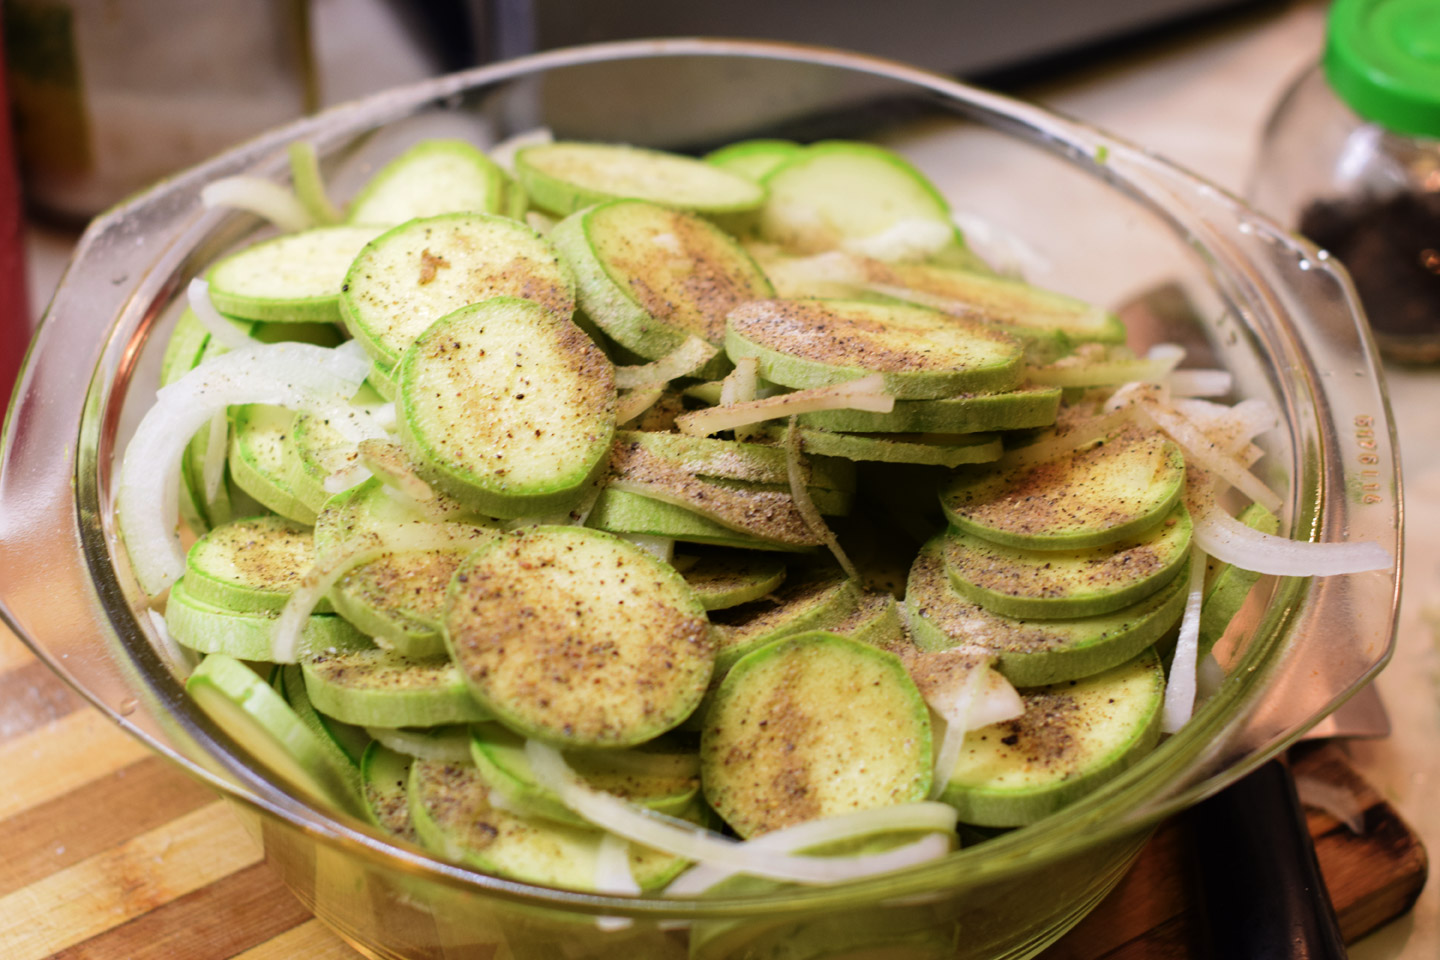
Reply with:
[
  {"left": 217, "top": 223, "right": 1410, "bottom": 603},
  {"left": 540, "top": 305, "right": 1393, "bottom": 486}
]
[{"left": 0, "top": 39, "right": 1402, "bottom": 960}]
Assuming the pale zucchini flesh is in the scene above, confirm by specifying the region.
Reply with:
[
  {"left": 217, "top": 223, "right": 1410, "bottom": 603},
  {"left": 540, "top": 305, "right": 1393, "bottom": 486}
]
[
  {"left": 443, "top": 526, "right": 714, "bottom": 748},
  {"left": 797, "top": 385, "right": 1061, "bottom": 434},
  {"left": 166, "top": 579, "right": 372, "bottom": 661},
  {"left": 361, "top": 741, "right": 418, "bottom": 841},
  {"left": 183, "top": 515, "right": 327, "bottom": 614},
  {"left": 701, "top": 631, "right": 932, "bottom": 838},
  {"left": 675, "top": 548, "right": 788, "bottom": 610},
  {"left": 907, "top": 534, "right": 1188, "bottom": 686},
  {"left": 709, "top": 571, "right": 861, "bottom": 676},
  {"left": 757, "top": 423, "right": 1004, "bottom": 468},
  {"left": 228, "top": 404, "right": 325, "bottom": 525},
  {"left": 397, "top": 298, "right": 616, "bottom": 518},
  {"left": 206, "top": 225, "right": 383, "bottom": 323},
  {"left": 940, "top": 649, "right": 1165, "bottom": 827},
  {"left": 515, "top": 141, "right": 765, "bottom": 216},
  {"left": 340, "top": 212, "right": 576, "bottom": 368},
  {"left": 301, "top": 649, "right": 492, "bottom": 728},
  {"left": 586, "top": 488, "right": 815, "bottom": 553},
  {"left": 943, "top": 503, "right": 1193, "bottom": 620},
  {"left": 726, "top": 299, "right": 1023, "bottom": 399},
  {"left": 347, "top": 138, "right": 512, "bottom": 225}
]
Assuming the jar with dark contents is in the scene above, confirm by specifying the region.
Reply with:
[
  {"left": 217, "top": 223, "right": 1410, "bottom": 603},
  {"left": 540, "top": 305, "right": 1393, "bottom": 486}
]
[{"left": 1250, "top": 0, "right": 1440, "bottom": 363}]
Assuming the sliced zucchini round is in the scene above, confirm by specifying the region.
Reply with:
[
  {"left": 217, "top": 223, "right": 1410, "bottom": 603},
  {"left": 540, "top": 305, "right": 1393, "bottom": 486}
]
[
  {"left": 906, "top": 534, "right": 1187, "bottom": 686},
  {"left": 726, "top": 299, "right": 1023, "bottom": 400},
  {"left": 166, "top": 579, "right": 372, "bottom": 661},
  {"left": 443, "top": 526, "right": 714, "bottom": 748},
  {"left": 710, "top": 571, "right": 861, "bottom": 676},
  {"left": 939, "top": 425, "right": 1186, "bottom": 551},
  {"left": 704, "top": 139, "right": 804, "bottom": 181},
  {"left": 469, "top": 722, "right": 700, "bottom": 827},
  {"left": 408, "top": 758, "right": 690, "bottom": 890},
  {"left": 279, "top": 665, "right": 369, "bottom": 787},
  {"left": 397, "top": 298, "right": 616, "bottom": 519},
  {"left": 347, "top": 139, "right": 513, "bottom": 225},
  {"left": 228, "top": 404, "right": 325, "bottom": 524},
  {"left": 514, "top": 141, "right": 765, "bottom": 216},
  {"left": 619, "top": 429, "right": 854, "bottom": 491},
  {"left": 756, "top": 141, "right": 957, "bottom": 255},
  {"left": 185, "top": 654, "right": 361, "bottom": 814},
  {"left": 942, "top": 503, "right": 1193, "bottom": 620},
  {"left": 756, "top": 423, "right": 1004, "bottom": 468},
  {"left": 675, "top": 548, "right": 787, "bottom": 611},
  {"left": 939, "top": 649, "right": 1165, "bottom": 827},
  {"left": 183, "top": 515, "right": 324, "bottom": 613},
  {"left": 340, "top": 212, "right": 576, "bottom": 368},
  {"left": 1198, "top": 503, "right": 1279, "bottom": 657},
  {"left": 797, "top": 385, "right": 1061, "bottom": 434},
  {"left": 301, "top": 649, "right": 492, "bottom": 728},
  {"left": 550, "top": 199, "right": 772, "bottom": 367},
  {"left": 206, "top": 225, "right": 383, "bottom": 324},
  {"left": 827, "top": 591, "right": 906, "bottom": 647},
  {"left": 701, "top": 631, "right": 932, "bottom": 838},
  {"left": 360, "top": 741, "right": 418, "bottom": 841},
  {"left": 586, "top": 488, "right": 816, "bottom": 553}
]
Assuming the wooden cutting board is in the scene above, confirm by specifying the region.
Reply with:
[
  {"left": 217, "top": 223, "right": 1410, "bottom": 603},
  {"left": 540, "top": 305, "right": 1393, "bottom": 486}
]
[{"left": 0, "top": 624, "right": 1425, "bottom": 960}]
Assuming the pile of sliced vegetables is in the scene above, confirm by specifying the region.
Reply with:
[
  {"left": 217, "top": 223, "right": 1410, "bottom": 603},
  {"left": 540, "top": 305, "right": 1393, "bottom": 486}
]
[{"left": 119, "top": 128, "right": 1391, "bottom": 903}]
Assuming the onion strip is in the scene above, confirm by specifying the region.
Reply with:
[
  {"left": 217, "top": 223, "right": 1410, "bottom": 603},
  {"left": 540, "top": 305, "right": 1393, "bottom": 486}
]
[
  {"left": 201, "top": 176, "right": 313, "bottom": 233},
  {"left": 1161, "top": 548, "right": 1209, "bottom": 733},
  {"left": 614, "top": 337, "right": 717, "bottom": 389},
  {"left": 525, "top": 741, "right": 954, "bottom": 887},
  {"left": 187, "top": 278, "right": 256, "bottom": 349},
  {"left": 1190, "top": 500, "right": 1392, "bottom": 576},
  {"left": 1167, "top": 369, "right": 1232, "bottom": 398},
  {"left": 675, "top": 374, "right": 893, "bottom": 438},
  {"left": 1026, "top": 344, "right": 1184, "bottom": 388},
  {"left": 617, "top": 384, "right": 667, "bottom": 425},
  {"left": 365, "top": 726, "right": 473, "bottom": 763},
  {"left": 785, "top": 417, "right": 857, "bottom": 579}
]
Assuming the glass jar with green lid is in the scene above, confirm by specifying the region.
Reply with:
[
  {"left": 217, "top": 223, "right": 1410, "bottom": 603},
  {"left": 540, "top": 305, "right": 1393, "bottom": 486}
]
[{"left": 1251, "top": 0, "right": 1440, "bottom": 362}]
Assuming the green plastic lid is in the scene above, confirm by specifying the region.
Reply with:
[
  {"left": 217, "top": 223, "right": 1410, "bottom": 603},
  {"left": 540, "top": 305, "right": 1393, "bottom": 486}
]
[{"left": 1326, "top": 0, "right": 1440, "bottom": 138}]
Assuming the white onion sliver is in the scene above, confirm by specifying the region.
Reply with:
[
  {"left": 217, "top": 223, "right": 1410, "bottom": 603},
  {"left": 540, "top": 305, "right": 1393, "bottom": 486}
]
[
  {"left": 1128, "top": 394, "right": 1282, "bottom": 513},
  {"left": 201, "top": 176, "right": 313, "bottom": 233},
  {"left": 1026, "top": 345, "right": 1183, "bottom": 388},
  {"left": 525, "top": 741, "right": 952, "bottom": 887},
  {"left": 785, "top": 417, "right": 857, "bottom": 580},
  {"left": 366, "top": 726, "right": 473, "bottom": 763},
  {"left": 201, "top": 411, "right": 228, "bottom": 503},
  {"left": 839, "top": 218, "right": 952, "bottom": 262},
  {"left": 1294, "top": 775, "right": 1366, "bottom": 834},
  {"left": 720, "top": 356, "right": 761, "bottom": 441},
  {"left": 618, "top": 534, "right": 674, "bottom": 563},
  {"left": 968, "top": 668, "right": 1026, "bottom": 730},
  {"left": 617, "top": 384, "right": 666, "bottom": 425},
  {"left": 146, "top": 608, "right": 199, "bottom": 678},
  {"left": 1167, "top": 369, "right": 1233, "bottom": 398},
  {"left": 119, "top": 341, "right": 369, "bottom": 596},
  {"left": 595, "top": 833, "right": 641, "bottom": 896},
  {"left": 1161, "top": 547, "right": 1209, "bottom": 734},
  {"left": 614, "top": 337, "right": 717, "bottom": 389},
  {"left": 1192, "top": 504, "right": 1392, "bottom": 576},
  {"left": 675, "top": 374, "right": 893, "bottom": 438},
  {"left": 187, "top": 278, "right": 256, "bottom": 349}
]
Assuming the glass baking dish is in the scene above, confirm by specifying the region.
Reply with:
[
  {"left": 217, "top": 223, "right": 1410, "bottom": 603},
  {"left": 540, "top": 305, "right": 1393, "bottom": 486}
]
[{"left": 0, "top": 39, "right": 1401, "bottom": 960}]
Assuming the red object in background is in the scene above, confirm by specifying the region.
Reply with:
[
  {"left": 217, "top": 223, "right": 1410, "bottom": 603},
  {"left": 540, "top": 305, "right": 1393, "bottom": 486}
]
[{"left": 0, "top": 24, "right": 31, "bottom": 417}]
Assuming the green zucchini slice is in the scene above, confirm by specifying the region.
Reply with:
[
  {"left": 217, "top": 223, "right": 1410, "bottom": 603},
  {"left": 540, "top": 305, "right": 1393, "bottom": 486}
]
[
  {"left": 166, "top": 579, "right": 372, "bottom": 661},
  {"left": 906, "top": 534, "right": 1187, "bottom": 686},
  {"left": 756, "top": 423, "right": 1004, "bottom": 468},
  {"left": 347, "top": 139, "right": 513, "bottom": 225},
  {"left": 674, "top": 548, "right": 787, "bottom": 611},
  {"left": 408, "top": 759, "right": 690, "bottom": 891},
  {"left": 704, "top": 139, "right": 804, "bottom": 181},
  {"left": 701, "top": 631, "right": 932, "bottom": 838},
  {"left": 796, "top": 385, "right": 1061, "bottom": 434},
  {"left": 339, "top": 212, "right": 576, "bottom": 368},
  {"left": 939, "top": 424, "right": 1186, "bottom": 550},
  {"left": 942, "top": 503, "right": 1193, "bottom": 620},
  {"left": 469, "top": 722, "right": 700, "bottom": 827},
  {"left": 550, "top": 198, "right": 772, "bottom": 366},
  {"left": 726, "top": 299, "right": 1023, "bottom": 399},
  {"left": 183, "top": 515, "right": 327, "bottom": 614},
  {"left": 939, "top": 649, "right": 1165, "bottom": 827},
  {"left": 301, "top": 649, "right": 492, "bottom": 728},
  {"left": 228, "top": 404, "right": 326, "bottom": 524},
  {"left": 443, "top": 526, "right": 713, "bottom": 748},
  {"left": 586, "top": 488, "right": 815, "bottom": 553},
  {"left": 397, "top": 298, "right": 616, "bottom": 519},
  {"left": 514, "top": 141, "right": 765, "bottom": 216},
  {"left": 1198, "top": 503, "right": 1279, "bottom": 657},
  {"left": 709, "top": 572, "right": 861, "bottom": 676},
  {"left": 185, "top": 654, "right": 361, "bottom": 814},
  {"left": 360, "top": 741, "right": 418, "bottom": 841},
  {"left": 206, "top": 225, "right": 383, "bottom": 324}
]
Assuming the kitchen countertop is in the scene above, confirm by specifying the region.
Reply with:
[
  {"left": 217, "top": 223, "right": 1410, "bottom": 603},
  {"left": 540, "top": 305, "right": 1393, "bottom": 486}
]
[{"left": 8, "top": 0, "right": 1436, "bottom": 956}]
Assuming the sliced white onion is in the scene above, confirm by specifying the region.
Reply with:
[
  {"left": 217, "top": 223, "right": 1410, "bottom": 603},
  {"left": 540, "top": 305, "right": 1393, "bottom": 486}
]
[
  {"left": 1167, "top": 368, "right": 1232, "bottom": 398},
  {"left": 618, "top": 534, "right": 674, "bottom": 563},
  {"left": 719, "top": 356, "right": 761, "bottom": 441},
  {"left": 675, "top": 374, "right": 893, "bottom": 438},
  {"left": 201, "top": 410, "right": 229, "bottom": 503},
  {"left": 287, "top": 140, "right": 343, "bottom": 224},
  {"left": 119, "top": 341, "right": 369, "bottom": 596},
  {"left": 840, "top": 218, "right": 952, "bottom": 262},
  {"left": 617, "top": 384, "right": 667, "bottom": 425},
  {"left": 525, "top": 741, "right": 954, "bottom": 887},
  {"left": 1026, "top": 344, "right": 1183, "bottom": 388},
  {"left": 595, "top": 832, "right": 641, "bottom": 897},
  {"left": 785, "top": 417, "right": 857, "bottom": 580},
  {"left": 614, "top": 337, "right": 717, "bottom": 389},
  {"left": 1294, "top": 774, "right": 1366, "bottom": 835},
  {"left": 1190, "top": 501, "right": 1392, "bottom": 576},
  {"left": 358, "top": 439, "right": 434, "bottom": 503},
  {"left": 365, "top": 726, "right": 473, "bottom": 763},
  {"left": 146, "top": 607, "right": 199, "bottom": 678},
  {"left": 1161, "top": 547, "right": 1209, "bottom": 734},
  {"left": 201, "top": 176, "right": 313, "bottom": 233},
  {"left": 187, "top": 278, "right": 256, "bottom": 349}
]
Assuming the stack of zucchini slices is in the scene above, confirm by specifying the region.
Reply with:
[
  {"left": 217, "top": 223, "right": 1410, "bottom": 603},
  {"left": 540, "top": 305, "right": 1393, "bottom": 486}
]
[{"left": 152, "top": 131, "right": 1270, "bottom": 897}]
